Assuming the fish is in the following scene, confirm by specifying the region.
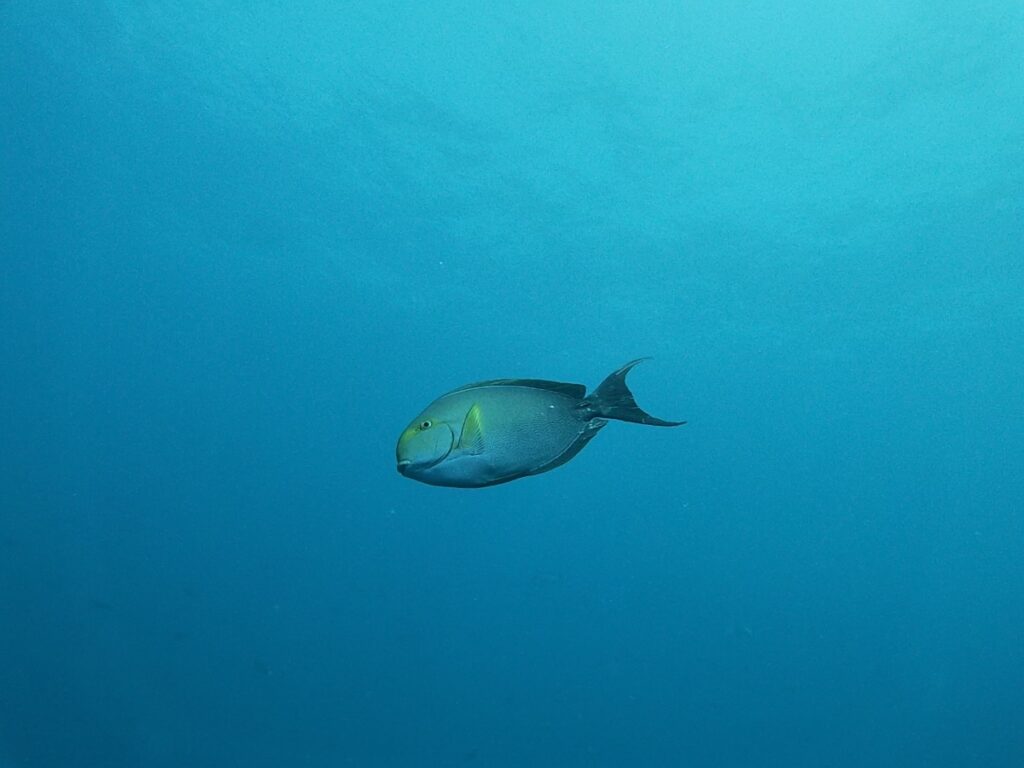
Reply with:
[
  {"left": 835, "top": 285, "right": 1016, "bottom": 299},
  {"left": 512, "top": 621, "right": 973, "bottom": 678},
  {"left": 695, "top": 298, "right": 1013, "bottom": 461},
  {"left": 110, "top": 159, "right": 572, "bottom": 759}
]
[{"left": 396, "top": 358, "right": 684, "bottom": 488}]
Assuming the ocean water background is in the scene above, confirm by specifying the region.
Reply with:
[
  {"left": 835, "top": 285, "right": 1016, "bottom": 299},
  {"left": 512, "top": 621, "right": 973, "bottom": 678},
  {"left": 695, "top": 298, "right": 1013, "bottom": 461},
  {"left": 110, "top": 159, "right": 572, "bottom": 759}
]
[{"left": 2, "top": 2, "right": 1023, "bottom": 766}]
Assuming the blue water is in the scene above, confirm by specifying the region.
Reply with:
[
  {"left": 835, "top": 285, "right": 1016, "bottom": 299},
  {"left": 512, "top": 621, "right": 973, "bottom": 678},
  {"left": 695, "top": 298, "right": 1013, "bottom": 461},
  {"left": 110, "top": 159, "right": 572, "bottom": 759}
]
[{"left": 2, "top": 2, "right": 1023, "bottom": 766}]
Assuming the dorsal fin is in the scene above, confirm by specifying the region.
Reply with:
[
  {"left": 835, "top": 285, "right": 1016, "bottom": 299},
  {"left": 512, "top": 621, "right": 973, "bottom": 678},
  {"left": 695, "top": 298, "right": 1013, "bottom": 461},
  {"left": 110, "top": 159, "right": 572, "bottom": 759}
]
[{"left": 449, "top": 378, "right": 586, "bottom": 399}]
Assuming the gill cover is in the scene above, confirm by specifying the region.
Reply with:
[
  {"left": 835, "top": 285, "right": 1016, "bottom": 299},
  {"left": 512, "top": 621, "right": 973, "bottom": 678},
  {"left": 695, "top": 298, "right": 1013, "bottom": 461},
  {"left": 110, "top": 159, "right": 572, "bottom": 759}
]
[{"left": 396, "top": 419, "right": 455, "bottom": 469}]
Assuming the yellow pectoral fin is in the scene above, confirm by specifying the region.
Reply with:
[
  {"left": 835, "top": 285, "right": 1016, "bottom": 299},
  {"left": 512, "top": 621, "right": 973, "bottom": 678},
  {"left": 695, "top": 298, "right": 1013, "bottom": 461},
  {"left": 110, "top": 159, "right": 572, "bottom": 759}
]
[{"left": 459, "top": 404, "right": 485, "bottom": 455}]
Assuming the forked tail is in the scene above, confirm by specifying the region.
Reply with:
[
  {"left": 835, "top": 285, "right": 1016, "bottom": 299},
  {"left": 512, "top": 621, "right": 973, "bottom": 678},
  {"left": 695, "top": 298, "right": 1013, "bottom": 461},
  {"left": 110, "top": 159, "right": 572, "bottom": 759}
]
[{"left": 587, "top": 358, "right": 686, "bottom": 427}]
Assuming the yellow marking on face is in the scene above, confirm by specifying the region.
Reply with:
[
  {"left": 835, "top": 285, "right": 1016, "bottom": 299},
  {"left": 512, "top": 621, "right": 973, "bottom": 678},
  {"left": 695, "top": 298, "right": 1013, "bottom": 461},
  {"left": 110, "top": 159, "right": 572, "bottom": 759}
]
[{"left": 399, "top": 417, "right": 435, "bottom": 447}]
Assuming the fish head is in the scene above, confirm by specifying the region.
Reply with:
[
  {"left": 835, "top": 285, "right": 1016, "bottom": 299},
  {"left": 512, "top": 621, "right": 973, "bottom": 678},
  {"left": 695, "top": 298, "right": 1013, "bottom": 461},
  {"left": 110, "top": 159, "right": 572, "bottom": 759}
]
[{"left": 396, "top": 412, "right": 455, "bottom": 478}]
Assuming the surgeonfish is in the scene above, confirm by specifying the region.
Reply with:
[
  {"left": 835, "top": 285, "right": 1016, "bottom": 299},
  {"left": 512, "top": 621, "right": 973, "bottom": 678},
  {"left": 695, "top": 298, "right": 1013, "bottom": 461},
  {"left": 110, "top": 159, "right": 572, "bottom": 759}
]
[{"left": 396, "top": 358, "right": 684, "bottom": 488}]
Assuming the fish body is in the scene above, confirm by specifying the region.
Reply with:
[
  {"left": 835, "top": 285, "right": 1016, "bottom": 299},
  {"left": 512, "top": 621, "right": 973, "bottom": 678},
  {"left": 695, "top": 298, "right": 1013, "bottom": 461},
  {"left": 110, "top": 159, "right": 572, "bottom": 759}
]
[{"left": 396, "top": 359, "right": 684, "bottom": 488}]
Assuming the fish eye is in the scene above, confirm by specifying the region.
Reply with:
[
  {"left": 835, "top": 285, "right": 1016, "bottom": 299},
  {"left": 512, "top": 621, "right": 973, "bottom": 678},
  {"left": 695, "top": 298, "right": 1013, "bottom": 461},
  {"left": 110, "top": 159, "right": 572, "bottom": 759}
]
[{"left": 419, "top": 420, "right": 432, "bottom": 430}]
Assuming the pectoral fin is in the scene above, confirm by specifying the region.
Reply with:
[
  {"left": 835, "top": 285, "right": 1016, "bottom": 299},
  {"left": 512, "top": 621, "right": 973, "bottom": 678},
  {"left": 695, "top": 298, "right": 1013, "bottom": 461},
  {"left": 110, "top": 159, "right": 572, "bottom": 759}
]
[{"left": 459, "top": 404, "right": 485, "bottom": 455}]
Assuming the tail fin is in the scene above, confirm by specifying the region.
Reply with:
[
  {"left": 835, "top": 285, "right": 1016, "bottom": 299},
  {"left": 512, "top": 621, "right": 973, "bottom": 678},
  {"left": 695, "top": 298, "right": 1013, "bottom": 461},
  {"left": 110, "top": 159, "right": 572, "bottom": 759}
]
[{"left": 587, "top": 358, "right": 686, "bottom": 427}]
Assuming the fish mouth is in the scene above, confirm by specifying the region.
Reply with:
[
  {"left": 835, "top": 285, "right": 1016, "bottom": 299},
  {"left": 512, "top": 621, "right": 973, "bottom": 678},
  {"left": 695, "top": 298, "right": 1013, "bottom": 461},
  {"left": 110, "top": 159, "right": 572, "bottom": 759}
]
[{"left": 397, "top": 453, "right": 449, "bottom": 475}]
